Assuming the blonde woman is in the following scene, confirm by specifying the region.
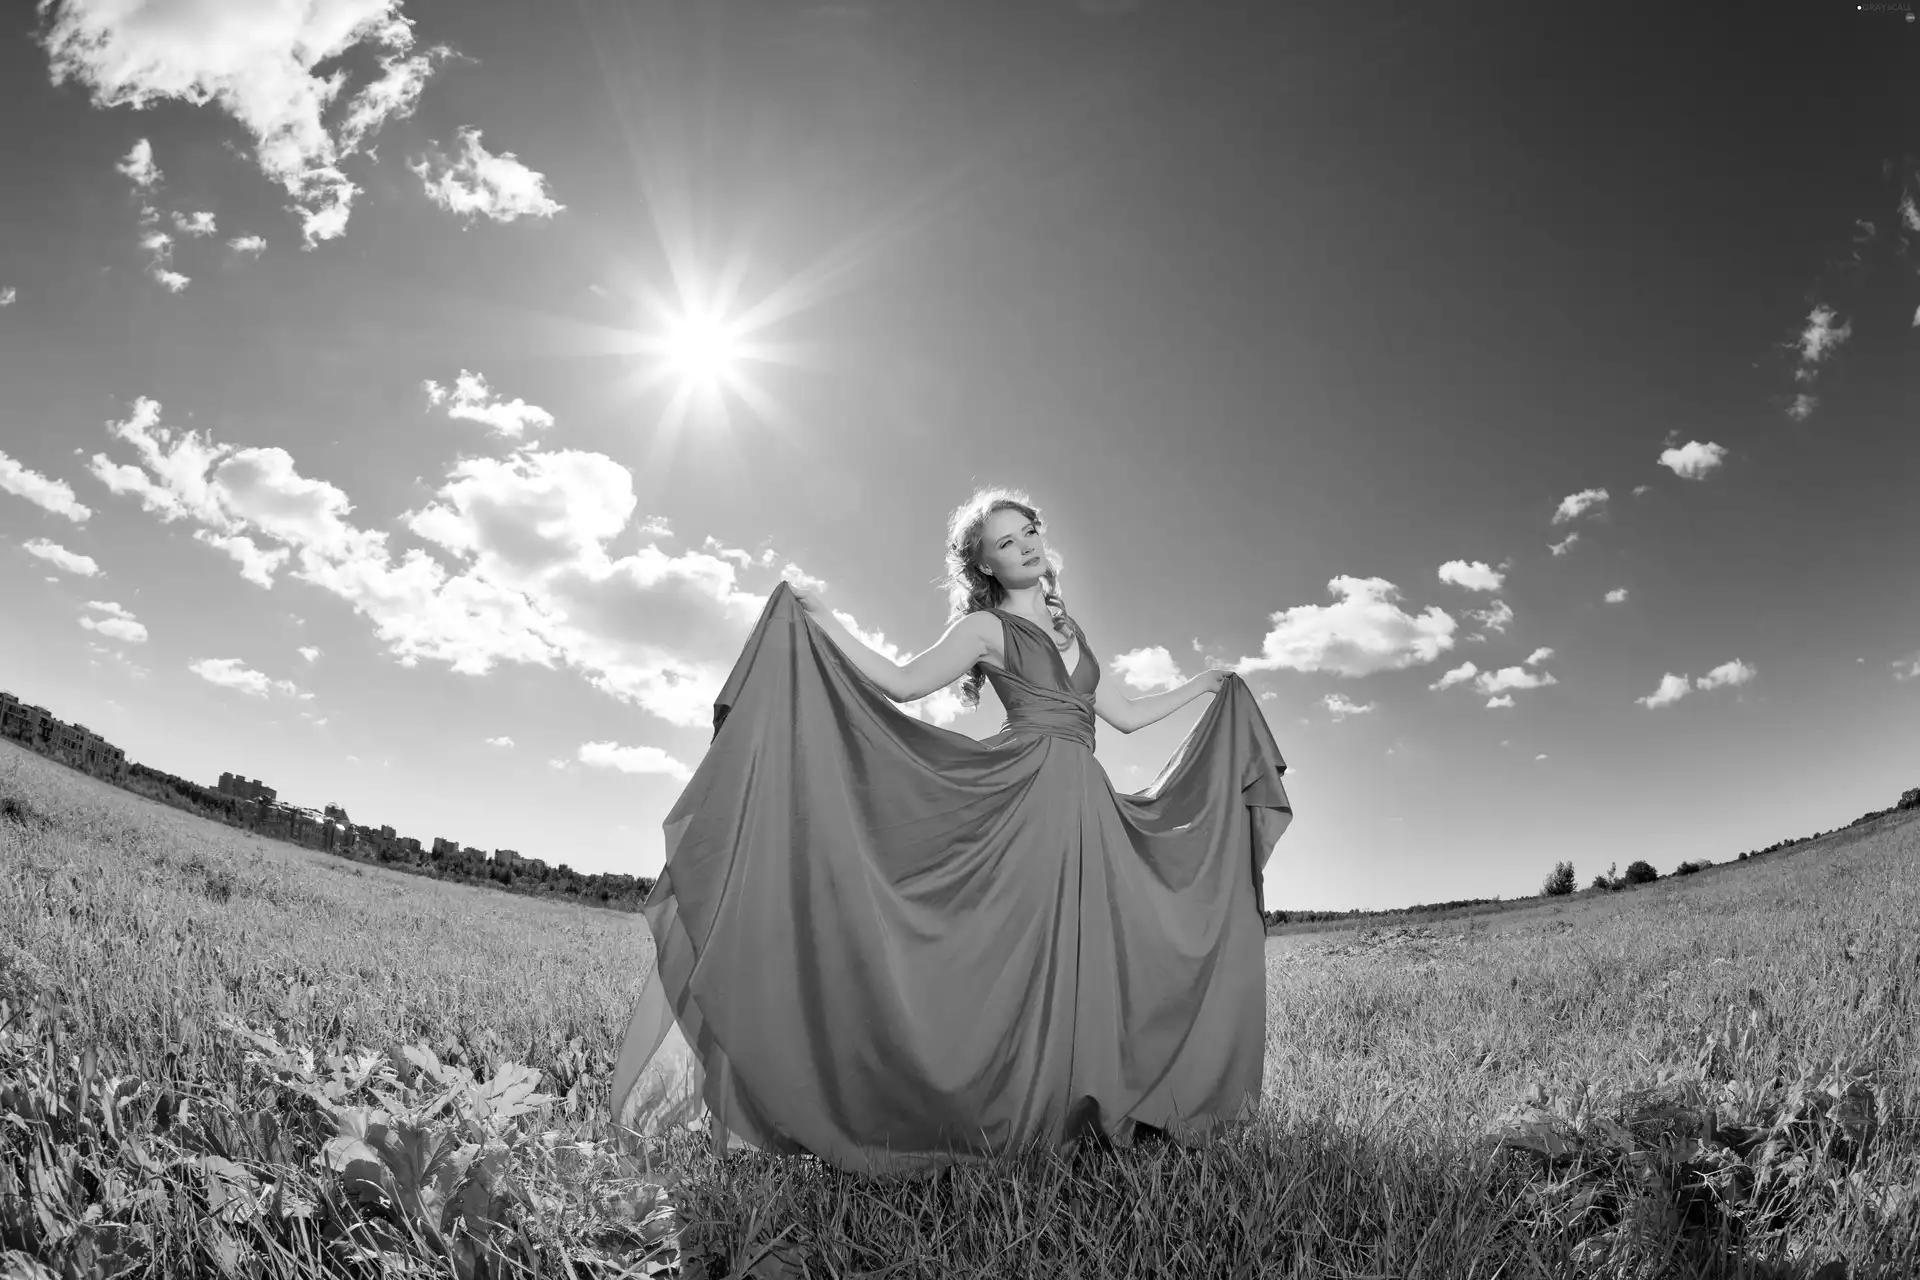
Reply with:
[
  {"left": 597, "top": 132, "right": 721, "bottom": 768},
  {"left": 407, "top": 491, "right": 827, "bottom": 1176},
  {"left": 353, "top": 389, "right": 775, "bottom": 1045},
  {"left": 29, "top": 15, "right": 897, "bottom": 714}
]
[{"left": 611, "top": 487, "right": 1291, "bottom": 1175}]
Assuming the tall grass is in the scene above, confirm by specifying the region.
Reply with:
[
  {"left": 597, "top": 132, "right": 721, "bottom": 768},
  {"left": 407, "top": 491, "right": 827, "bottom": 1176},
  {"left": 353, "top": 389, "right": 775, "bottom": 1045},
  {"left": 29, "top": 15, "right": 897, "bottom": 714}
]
[{"left": 3, "top": 740, "right": 1916, "bottom": 1278}]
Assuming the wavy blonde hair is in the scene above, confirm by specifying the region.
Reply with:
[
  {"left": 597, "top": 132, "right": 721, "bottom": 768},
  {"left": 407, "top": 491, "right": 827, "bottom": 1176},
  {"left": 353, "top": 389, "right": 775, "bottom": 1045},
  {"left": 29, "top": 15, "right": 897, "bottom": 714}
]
[{"left": 940, "top": 486, "right": 1076, "bottom": 708}]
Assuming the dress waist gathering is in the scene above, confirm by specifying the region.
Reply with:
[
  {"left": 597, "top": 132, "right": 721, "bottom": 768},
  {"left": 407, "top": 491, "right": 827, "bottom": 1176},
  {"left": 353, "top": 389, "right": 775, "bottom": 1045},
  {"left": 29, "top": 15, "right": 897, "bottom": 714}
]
[{"left": 1000, "top": 704, "right": 1096, "bottom": 750}]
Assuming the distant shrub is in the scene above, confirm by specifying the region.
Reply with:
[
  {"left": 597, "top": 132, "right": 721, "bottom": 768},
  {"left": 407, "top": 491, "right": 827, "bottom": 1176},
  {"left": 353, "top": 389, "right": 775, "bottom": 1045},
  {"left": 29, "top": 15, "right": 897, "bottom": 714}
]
[
  {"left": 1589, "top": 875, "right": 1611, "bottom": 892},
  {"left": 1542, "top": 861, "right": 1576, "bottom": 897},
  {"left": 1899, "top": 786, "right": 1920, "bottom": 811},
  {"left": 1623, "top": 860, "right": 1658, "bottom": 886},
  {"left": 1674, "top": 858, "right": 1711, "bottom": 877}
]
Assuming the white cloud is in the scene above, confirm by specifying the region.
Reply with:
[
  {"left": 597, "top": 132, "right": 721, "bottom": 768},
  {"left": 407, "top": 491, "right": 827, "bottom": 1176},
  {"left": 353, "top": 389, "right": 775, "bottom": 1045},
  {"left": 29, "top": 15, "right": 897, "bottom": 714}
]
[
  {"left": 1695, "top": 659, "right": 1755, "bottom": 690},
  {"left": 79, "top": 600, "right": 147, "bottom": 644},
  {"left": 1534, "top": 753, "right": 1547, "bottom": 761},
  {"left": 410, "top": 128, "right": 562, "bottom": 223},
  {"left": 1894, "top": 652, "right": 1920, "bottom": 682},
  {"left": 1549, "top": 532, "right": 1579, "bottom": 557},
  {"left": 1321, "top": 692, "right": 1375, "bottom": 721},
  {"left": 229, "top": 234, "right": 267, "bottom": 256},
  {"left": 1658, "top": 440, "right": 1727, "bottom": 481},
  {"left": 1474, "top": 665, "right": 1558, "bottom": 696},
  {"left": 43, "top": 1, "right": 449, "bottom": 246},
  {"left": 1234, "top": 576, "right": 1456, "bottom": 678},
  {"left": 88, "top": 396, "right": 804, "bottom": 730},
  {"left": 172, "top": 211, "right": 217, "bottom": 237},
  {"left": 1552, "top": 488, "right": 1609, "bottom": 525},
  {"left": 115, "top": 137, "right": 160, "bottom": 188},
  {"left": 1428, "top": 660, "right": 1477, "bottom": 692},
  {"left": 1793, "top": 304, "right": 1851, "bottom": 369},
  {"left": 1524, "top": 647, "right": 1552, "bottom": 666},
  {"left": 1437, "top": 560, "right": 1503, "bottom": 592},
  {"left": 0, "top": 287, "right": 15, "bottom": 306},
  {"left": 576, "top": 740, "right": 692, "bottom": 783},
  {"left": 188, "top": 657, "right": 299, "bottom": 698},
  {"left": 422, "top": 371, "right": 554, "bottom": 437},
  {"left": 195, "top": 531, "right": 290, "bottom": 588},
  {"left": 1604, "top": 587, "right": 1628, "bottom": 604},
  {"left": 1631, "top": 484, "right": 1650, "bottom": 497},
  {"left": 1786, "top": 393, "right": 1818, "bottom": 422},
  {"left": 298, "top": 646, "right": 321, "bottom": 662},
  {"left": 1110, "top": 645, "right": 1186, "bottom": 692},
  {"left": 1636, "top": 673, "right": 1692, "bottom": 709},
  {"left": 0, "top": 450, "right": 92, "bottom": 522},
  {"left": 23, "top": 538, "right": 100, "bottom": 576},
  {"left": 1486, "top": 695, "right": 1514, "bottom": 709},
  {"left": 484, "top": 735, "right": 514, "bottom": 747},
  {"left": 1466, "top": 599, "right": 1514, "bottom": 637},
  {"left": 136, "top": 218, "right": 188, "bottom": 291}
]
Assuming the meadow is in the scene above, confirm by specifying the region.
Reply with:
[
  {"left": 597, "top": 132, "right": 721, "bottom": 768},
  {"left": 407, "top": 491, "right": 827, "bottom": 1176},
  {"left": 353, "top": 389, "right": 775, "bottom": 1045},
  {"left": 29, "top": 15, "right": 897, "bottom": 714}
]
[{"left": 3, "top": 738, "right": 1916, "bottom": 1279}]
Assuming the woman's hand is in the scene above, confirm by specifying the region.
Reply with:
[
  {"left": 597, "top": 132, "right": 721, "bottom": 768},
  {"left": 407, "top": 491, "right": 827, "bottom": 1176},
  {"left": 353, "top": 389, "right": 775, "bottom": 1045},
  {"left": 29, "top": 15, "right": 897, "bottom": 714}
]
[
  {"left": 1196, "top": 667, "right": 1230, "bottom": 696},
  {"left": 788, "top": 580, "right": 829, "bottom": 615}
]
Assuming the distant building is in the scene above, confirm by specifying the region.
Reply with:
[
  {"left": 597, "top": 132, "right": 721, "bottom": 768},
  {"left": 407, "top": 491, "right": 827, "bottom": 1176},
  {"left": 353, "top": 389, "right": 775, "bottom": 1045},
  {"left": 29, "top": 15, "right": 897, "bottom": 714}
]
[
  {"left": 217, "top": 772, "right": 277, "bottom": 803},
  {"left": 494, "top": 848, "right": 520, "bottom": 865},
  {"left": 323, "top": 803, "right": 350, "bottom": 824},
  {"left": 0, "top": 692, "right": 127, "bottom": 779},
  {"left": 431, "top": 836, "right": 460, "bottom": 858}
]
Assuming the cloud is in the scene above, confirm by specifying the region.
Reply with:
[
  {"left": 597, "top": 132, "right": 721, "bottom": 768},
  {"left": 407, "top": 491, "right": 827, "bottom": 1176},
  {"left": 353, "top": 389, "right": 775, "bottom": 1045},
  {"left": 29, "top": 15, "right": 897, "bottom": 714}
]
[
  {"left": 188, "top": 657, "right": 300, "bottom": 698},
  {"left": 23, "top": 538, "right": 100, "bottom": 576},
  {"left": 0, "top": 449, "right": 92, "bottom": 522},
  {"left": 1549, "top": 533, "right": 1579, "bottom": 557},
  {"left": 422, "top": 370, "right": 554, "bottom": 437},
  {"left": 79, "top": 600, "right": 147, "bottom": 643},
  {"left": 576, "top": 740, "right": 692, "bottom": 782},
  {"left": 136, "top": 215, "right": 188, "bottom": 291},
  {"left": 1465, "top": 599, "right": 1514, "bottom": 638},
  {"left": 1534, "top": 753, "right": 1547, "bottom": 761},
  {"left": 196, "top": 531, "right": 291, "bottom": 588},
  {"left": 1658, "top": 440, "right": 1728, "bottom": 480},
  {"left": 410, "top": 128, "right": 562, "bottom": 223},
  {"left": 1894, "top": 652, "right": 1920, "bottom": 682},
  {"left": 1437, "top": 559, "right": 1503, "bottom": 592},
  {"left": 172, "top": 211, "right": 217, "bottom": 237},
  {"left": 1524, "top": 647, "right": 1554, "bottom": 665},
  {"left": 0, "top": 287, "right": 15, "bottom": 306},
  {"left": 298, "top": 646, "right": 321, "bottom": 662},
  {"left": 1474, "top": 665, "right": 1558, "bottom": 696},
  {"left": 1636, "top": 673, "right": 1692, "bottom": 709},
  {"left": 484, "top": 735, "right": 514, "bottom": 747},
  {"left": 115, "top": 137, "right": 160, "bottom": 188},
  {"left": 1486, "top": 695, "right": 1514, "bottom": 709},
  {"left": 1695, "top": 659, "right": 1755, "bottom": 690},
  {"left": 1552, "top": 488, "right": 1608, "bottom": 525},
  {"left": 1234, "top": 576, "right": 1456, "bottom": 678},
  {"left": 1792, "top": 304, "right": 1851, "bottom": 370},
  {"left": 1631, "top": 484, "right": 1650, "bottom": 497},
  {"left": 229, "top": 234, "right": 267, "bottom": 256},
  {"left": 1637, "top": 659, "right": 1756, "bottom": 708},
  {"left": 1786, "top": 393, "right": 1818, "bottom": 422},
  {"left": 43, "top": 1, "right": 449, "bottom": 246},
  {"left": 87, "top": 396, "right": 818, "bottom": 729},
  {"left": 1429, "top": 661, "right": 1476, "bottom": 691},
  {"left": 1321, "top": 692, "right": 1375, "bottom": 721},
  {"left": 1110, "top": 645, "right": 1186, "bottom": 692},
  {"left": 1604, "top": 587, "right": 1628, "bottom": 604}
]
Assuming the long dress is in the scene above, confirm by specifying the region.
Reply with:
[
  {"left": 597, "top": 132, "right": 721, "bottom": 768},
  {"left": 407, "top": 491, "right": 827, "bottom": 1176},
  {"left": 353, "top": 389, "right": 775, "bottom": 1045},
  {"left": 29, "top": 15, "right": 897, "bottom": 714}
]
[{"left": 609, "top": 581, "right": 1292, "bottom": 1175}]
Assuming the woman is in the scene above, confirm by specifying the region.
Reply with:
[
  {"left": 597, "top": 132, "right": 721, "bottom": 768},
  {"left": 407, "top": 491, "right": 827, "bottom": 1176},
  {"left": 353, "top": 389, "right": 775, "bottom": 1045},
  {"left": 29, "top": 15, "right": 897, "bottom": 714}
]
[{"left": 610, "top": 488, "right": 1292, "bottom": 1175}]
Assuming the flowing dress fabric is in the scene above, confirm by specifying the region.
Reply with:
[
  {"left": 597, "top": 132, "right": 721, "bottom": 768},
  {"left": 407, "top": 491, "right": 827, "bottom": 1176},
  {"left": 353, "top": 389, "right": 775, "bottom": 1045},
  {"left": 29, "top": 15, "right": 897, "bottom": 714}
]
[{"left": 610, "top": 582, "right": 1292, "bottom": 1175}]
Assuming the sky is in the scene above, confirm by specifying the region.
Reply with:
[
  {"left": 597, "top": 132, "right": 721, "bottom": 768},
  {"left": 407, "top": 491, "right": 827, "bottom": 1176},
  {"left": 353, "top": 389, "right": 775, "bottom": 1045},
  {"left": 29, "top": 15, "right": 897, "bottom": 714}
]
[{"left": 1, "top": 0, "right": 1917, "bottom": 912}]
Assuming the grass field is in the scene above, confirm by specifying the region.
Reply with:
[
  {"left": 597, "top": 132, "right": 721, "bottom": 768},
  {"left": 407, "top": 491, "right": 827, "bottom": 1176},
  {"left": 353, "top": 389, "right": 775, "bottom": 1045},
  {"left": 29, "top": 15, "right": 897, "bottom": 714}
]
[{"left": 3, "top": 738, "right": 1917, "bottom": 1279}]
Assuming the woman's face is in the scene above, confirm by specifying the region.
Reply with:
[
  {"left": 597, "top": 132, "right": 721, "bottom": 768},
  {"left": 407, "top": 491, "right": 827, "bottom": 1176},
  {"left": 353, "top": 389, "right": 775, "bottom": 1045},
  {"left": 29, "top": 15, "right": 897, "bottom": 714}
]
[{"left": 978, "top": 507, "right": 1049, "bottom": 587}]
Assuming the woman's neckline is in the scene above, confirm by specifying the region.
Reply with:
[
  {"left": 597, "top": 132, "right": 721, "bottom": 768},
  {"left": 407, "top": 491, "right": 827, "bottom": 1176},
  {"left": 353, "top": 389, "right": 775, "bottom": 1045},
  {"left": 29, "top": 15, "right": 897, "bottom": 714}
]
[{"left": 991, "top": 606, "right": 1071, "bottom": 647}]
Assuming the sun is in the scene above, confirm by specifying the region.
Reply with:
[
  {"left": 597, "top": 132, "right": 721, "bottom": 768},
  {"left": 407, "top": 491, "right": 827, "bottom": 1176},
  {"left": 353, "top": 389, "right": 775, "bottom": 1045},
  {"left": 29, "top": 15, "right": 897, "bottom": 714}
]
[{"left": 661, "top": 308, "right": 744, "bottom": 390}]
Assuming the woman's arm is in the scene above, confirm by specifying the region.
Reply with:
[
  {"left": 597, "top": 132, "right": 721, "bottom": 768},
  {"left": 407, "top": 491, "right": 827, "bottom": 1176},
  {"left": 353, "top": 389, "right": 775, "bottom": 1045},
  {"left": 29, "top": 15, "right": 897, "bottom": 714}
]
[
  {"left": 801, "top": 597, "right": 993, "bottom": 703},
  {"left": 1094, "top": 668, "right": 1227, "bottom": 734}
]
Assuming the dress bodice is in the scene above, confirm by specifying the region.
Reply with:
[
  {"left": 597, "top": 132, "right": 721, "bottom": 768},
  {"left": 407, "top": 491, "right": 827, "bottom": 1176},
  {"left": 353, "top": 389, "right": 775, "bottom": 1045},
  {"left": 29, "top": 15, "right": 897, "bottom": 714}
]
[{"left": 983, "top": 609, "right": 1100, "bottom": 749}]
